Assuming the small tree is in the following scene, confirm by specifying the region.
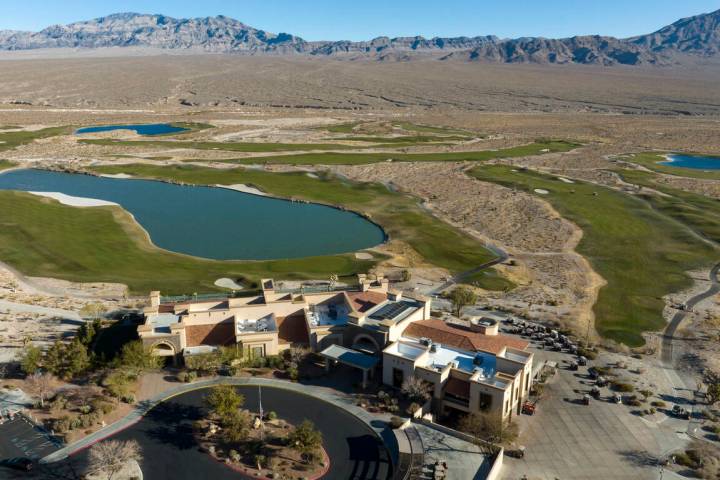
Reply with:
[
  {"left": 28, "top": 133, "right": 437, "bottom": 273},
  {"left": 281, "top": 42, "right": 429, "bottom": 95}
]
[
  {"left": 401, "top": 376, "right": 431, "bottom": 403},
  {"left": 61, "top": 339, "right": 90, "bottom": 380},
  {"left": 80, "top": 303, "right": 106, "bottom": 321},
  {"left": 705, "top": 370, "right": 720, "bottom": 406},
  {"left": 18, "top": 343, "right": 42, "bottom": 376},
  {"left": 400, "top": 270, "right": 411, "bottom": 282},
  {"left": 222, "top": 410, "right": 251, "bottom": 444},
  {"left": 448, "top": 286, "right": 477, "bottom": 317},
  {"left": 254, "top": 454, "right": 266, "bottom": 471},
  {"left": 119, "top": 341, "right": 160, "bottom": 372},
  {"left": 288, "top": 420, "right": 323, "bottom": 464},
  {"left": 26, "top": 372, "right": 54, "bottom": 408},
  {"left": 205, "top": 385, "right": 244, "bottom": 422},
  {"left": 103, "top": 369, "right": 135, "bottom": 399},
  {"left": 88, "top": 439, "right": 142, "bottom": 480},
  {"left": 459, "top": 412, "right": 518, "bottom": 446}
]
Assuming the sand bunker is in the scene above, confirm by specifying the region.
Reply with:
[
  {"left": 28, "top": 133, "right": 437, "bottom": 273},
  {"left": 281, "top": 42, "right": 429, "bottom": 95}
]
[
  {"left": 29, "top": 191, "right": 118, "bottom": 207},
  {"left": 557, "top": 177, "right": 575, "bottom": 184},
  {"left": 217, "top": 184, "right": 267, "bottom": 196},
  {"left": 214, "top": 278, "right": 244, "bottom": 290},
  {"left": 534, "top": 189, "right": 550, "bottom": 195}
]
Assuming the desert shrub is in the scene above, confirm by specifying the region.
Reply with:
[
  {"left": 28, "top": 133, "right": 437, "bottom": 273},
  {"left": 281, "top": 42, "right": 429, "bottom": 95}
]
[
  {"left": 389, "top": 416, "right": 405, "bottom": 429},
  {"left": 638, "top": 389, "right": 654, "bottom": 399},
  {"left": 577, "top": 347, "right": 598, "bottom": 360},
  {"left": 49, "top": 415, "right": 72, "bottom": 433},
  {"left": 176, "top": 371, "right": 188, "bottom": 382},
  {"left": 121, "top": 394, "right": 135, "bottom": 404},
  {"left": 406, "top": 402, "right": 421, "bottom": 416},
  {"left": 229, "top": 449, "right": 241, "bottom": 463},
  {"left": 78, "top": 405, "right": 92, "bottom": 415},
  {"left": 288, "top": 367, "right": 299, "bottom": 381},
  {"left": 186, "top": 371, "right": 197, "bottom": 383},
  {"left": 49, "top": 394, "right": 68, "bottom": 413},
  {"left": 266, "top": 355, "right": 284, "bottom": 370},
  {"left": 651, "top": 400, "right": 666, "bottom": 408},
  {"left": 267, "top": 411, "right": 278, "bottom": 421},
  {"left": 611, "top": 381, "right": 635, "bottom": 393}
]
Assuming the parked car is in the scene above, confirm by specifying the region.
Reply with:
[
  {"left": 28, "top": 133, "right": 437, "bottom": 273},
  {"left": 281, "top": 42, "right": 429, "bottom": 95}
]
[
  {"left": 522, "top": 401, "right": 536, "bottom": 415},
  {"left": 0, "top": 457, "right": 33, "bottom": 472},
  {"left": 613, "top": 394, "right": 622, "bottom": 404},
  {"left": 577, "top": 356, "right": 588, "bottom": 366},
  {"left": 506, "top": 446, "right": 526, "bottom": 458},
  {"left": 590, "top": 386, "right": 601, "bottom": 399},
  {"left": 582, "top": 394, "right": 591, "bottom": 405}
]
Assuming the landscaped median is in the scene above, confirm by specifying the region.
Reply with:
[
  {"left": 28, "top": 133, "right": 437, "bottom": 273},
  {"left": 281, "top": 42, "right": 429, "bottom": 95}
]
[{"left": 468, "top": 165, "right": 718, "bottom": 346}]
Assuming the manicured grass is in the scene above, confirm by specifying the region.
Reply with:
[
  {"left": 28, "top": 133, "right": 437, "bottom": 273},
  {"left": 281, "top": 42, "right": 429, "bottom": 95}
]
[
  {"left": 79, "top": 139, "right": 360, "bottom": 152},
  {"left": 468, "top": 165, "right": 718, "bottom": 346},
  {"left": 87, "top": 163, "right": 500, "bottom": 278},
  {"left": 333, "top": 135, "right": 469, "bottom": 144},
  {"left": 461, "top": 269, "right": 516, "bottom": 292},
  {"left": 618, "top": 169, "right": 720, "bottom": 243},
  {"left": 394, "top": 122, "right": 472, "bottom": 136},
  {"left": 218, "top": 140, "right": 579, "bottom": 165},
  {"left": 324, "top": 123, "right": 360, "bottom": 134},
  {"left": 0, "top": 191, "right": 375, "bottom": 295},
  {"left": 0, "top": 126, "right": 72, "bottom": 152},
  {"left": 0, "top": 160, "right": 17, "bottom": 171},
  {"left": 625, "top": 152, "right": 720, "bottom": 180}
]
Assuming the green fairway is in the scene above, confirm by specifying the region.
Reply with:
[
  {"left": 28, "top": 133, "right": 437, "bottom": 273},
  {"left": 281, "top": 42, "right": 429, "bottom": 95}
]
[
  {"left": 217, "top": 140, "right": 578, "bottom": 165},
  {"left": 0, "top": 160, "right": 17, "bottom": 171},
  {"left": 625, "top": 152, "right": 720, "bottom": 180},
  {"left": 79, "top": 138, "right": 361, "bottom": 152},
  {"left": 88, "top": 163, "right": 500, "bottom": 278},
  {"left": 0, "top": 191, "right": 375, "bottom": 295},
  {"left": 0, "top": 126, "right": 72, "bottom": 152},
  {"left": 468, "top": 165, "right": 718, "bottom": 346}
]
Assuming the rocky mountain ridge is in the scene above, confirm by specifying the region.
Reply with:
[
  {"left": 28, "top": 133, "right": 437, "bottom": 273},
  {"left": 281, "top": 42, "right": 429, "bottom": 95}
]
[{"left": 0, "top": 10, "right": 718, "bottom": 65}]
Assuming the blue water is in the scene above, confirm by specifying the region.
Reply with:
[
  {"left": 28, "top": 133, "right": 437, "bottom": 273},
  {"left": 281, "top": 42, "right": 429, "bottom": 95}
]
[
  {"left": 75, "top": 123, "right": 189, "bottom": 136},
  {"left": 660, "top": 154, "right": 720, "bottom": 170},
  {"left": 0, "top": 169, "right": 386, "bottom": 261}
]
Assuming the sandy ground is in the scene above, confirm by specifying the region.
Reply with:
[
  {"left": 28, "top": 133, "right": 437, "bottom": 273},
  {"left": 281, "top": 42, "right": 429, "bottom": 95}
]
[{"left": 28, "top": 191, "right": 118, "bottom": 207}]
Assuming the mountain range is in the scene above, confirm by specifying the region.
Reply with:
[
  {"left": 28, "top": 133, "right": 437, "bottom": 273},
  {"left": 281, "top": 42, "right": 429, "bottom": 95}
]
[{"left": 0, "top": 10, "right": 718, "bottom": 65}]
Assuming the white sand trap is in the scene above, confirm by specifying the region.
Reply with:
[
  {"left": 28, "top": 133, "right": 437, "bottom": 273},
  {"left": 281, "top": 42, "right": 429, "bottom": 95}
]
[
  {"left": 217, "top": 184, "right": 267, "bottom": 196},
  {"left": 355, "top": 252, "right": 374, "bottom": 260},
  {"left": 100, "top": 173, "right": 133, "bottom": 179},
  {"left": 215, "top": 278, "right": 244, "bottom": 290},
  {"left": 306, "top": 173, "right": 319, "bottom": 179},
  {"left": 534, "top": 189, "right": 550, "bottom": 195},
  {"left": 29, "top": 191, "right": 118, "bottom": 207},
  {"left": 557, "top": 177, "right": 575, "bottom": 184}
]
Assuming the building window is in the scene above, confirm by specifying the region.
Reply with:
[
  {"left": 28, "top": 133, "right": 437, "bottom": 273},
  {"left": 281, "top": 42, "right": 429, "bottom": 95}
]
[
  {"left": 505, "top": 399, "right": 509, "bottom": 414},
  {"left": 479, "top": 393, "right": 493, "bottom": 411}
]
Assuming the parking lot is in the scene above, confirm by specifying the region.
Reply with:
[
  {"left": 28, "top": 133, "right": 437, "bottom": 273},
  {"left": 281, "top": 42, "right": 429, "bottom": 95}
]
[
  {"left": 498, "top": 323, "right": 690, "bottom": 480},
  {"left": 0, "top": 415, "right": 61, "bottom": 462}
]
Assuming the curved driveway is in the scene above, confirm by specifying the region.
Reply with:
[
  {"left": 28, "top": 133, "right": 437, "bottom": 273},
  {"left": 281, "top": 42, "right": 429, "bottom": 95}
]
[
  {"left": 62, "top": 382, "right": 394, "bottom": 480},
  {"left": 662, "top": 262, "right": 720, "bottom": 365}
]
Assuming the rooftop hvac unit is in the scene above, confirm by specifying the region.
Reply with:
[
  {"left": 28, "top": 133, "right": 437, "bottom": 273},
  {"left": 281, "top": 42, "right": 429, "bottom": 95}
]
[
  {"left": 473, "top": 354, "right": 484, "bottom": 366},
  {"left": 429, "top": 343, "right": 438, "bottom": 353},
  {"left": 419, "top": 337, "right": 432, "bottom": 347}
]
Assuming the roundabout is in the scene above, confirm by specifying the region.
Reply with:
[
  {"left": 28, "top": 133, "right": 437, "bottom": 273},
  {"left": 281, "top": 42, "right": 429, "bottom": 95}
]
[{"left": 72, "top": 384, "right": 395, "bottom": 480}]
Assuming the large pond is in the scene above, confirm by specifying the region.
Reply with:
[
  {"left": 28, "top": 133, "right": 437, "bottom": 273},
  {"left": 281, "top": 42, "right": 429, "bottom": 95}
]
[
  {"left": 660, "top": 154, "right": 720, "bottom": 170},
  {"left": 0, "top": 169, "right": 386, "bottom": 260},
  {"left": 75, "top": 123, "right": 189, "bottom": 136}
]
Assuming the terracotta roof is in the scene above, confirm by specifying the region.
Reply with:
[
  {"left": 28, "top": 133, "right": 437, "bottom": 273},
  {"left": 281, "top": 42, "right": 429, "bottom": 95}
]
[
  {"left": 346, "top": 291, "right": 387, "bottom": 313},
  {"left": 444, "top": 377, "right": 471, "bottom": 399},
  {"left": 403, "top": 319, "right": 528, "bottom": 355}
]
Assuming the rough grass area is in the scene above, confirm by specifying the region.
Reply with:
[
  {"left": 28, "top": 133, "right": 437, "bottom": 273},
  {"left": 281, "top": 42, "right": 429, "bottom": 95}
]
[
  {"left": 0, "top": 191, "right": 375, "bottom": 295},
  {"left": 468, "top": 165, "right": 717, "bottom": 346},
  {"left": 625, "top": 152, "right": 720, "bottom": 180},
  {"left": 461, "top": 268, "right": 516, "bottom": 292},
  {"left": 87, "top": 163, "right": 500, "bottom": 278},
  {"left": 0, "top": 126, "right": 72, "bottom": 152},
  {"left": 619, "top": 169, "right": 720, "bottom": 244},
  {"left": 0, "top": 160, "right": 17, "bottom": 171},
  {"left": 216, "top": 140, "right": 578, "bottom": 165}
]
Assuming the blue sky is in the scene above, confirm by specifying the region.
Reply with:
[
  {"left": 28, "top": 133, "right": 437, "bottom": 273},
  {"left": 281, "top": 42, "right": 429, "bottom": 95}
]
[{"left": 2, "top": 0, "right": 718, "bottom": 41}]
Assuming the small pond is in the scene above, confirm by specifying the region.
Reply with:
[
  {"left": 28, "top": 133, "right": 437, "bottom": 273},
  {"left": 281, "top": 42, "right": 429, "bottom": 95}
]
[
  {"left": 659, "top": 154, "right": 720, "bottom": 170},
  {"left": 75, "top": 123, "right": 189, "bottom": 136},
  {"left": 0, "top": 169, "right": 386, "bottom": 260}
]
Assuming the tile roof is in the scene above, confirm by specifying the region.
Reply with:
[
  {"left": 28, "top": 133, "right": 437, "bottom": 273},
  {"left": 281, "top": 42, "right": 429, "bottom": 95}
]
[
  {"left": 403, "top": 319, "right": 528, "bottom": 355},
  {"left": 346, "top": 291, "right": 388, "bottom": 313}
]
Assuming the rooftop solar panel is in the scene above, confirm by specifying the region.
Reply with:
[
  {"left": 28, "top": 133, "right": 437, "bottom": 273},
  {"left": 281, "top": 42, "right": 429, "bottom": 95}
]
[{"left": 370, "top": 302, "right": 412, "bottom": 320}]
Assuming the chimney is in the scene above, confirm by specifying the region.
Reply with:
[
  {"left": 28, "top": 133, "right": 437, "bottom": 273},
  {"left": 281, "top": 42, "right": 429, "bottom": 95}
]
[{"left": 150, "top": 291, "right": 161, "bottom": 308}]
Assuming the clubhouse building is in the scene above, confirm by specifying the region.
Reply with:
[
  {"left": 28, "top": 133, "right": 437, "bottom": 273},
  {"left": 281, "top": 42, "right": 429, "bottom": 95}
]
[{"left": 138, "top": 275, "right": 533, "bottom": 421}]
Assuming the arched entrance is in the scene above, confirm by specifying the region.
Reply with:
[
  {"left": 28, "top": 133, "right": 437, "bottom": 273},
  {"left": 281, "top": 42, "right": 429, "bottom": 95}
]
[
  {"left": 351, "top": 334, "right": 381, "bottom": 355},
  {"left": 151, "top": 341, "right": 176, "bottom": 367}
]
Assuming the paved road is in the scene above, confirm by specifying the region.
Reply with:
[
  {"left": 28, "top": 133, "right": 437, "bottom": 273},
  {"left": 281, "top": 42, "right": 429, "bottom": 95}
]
[
  {"left": 0, "top": 416, "right": 61, "bottom": 461},
  {"left": 661, "top": 262, "right": 720, "bottom": 366},
  {"left": 68, "top": 386, "right": 392, "bottom": 480}
]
